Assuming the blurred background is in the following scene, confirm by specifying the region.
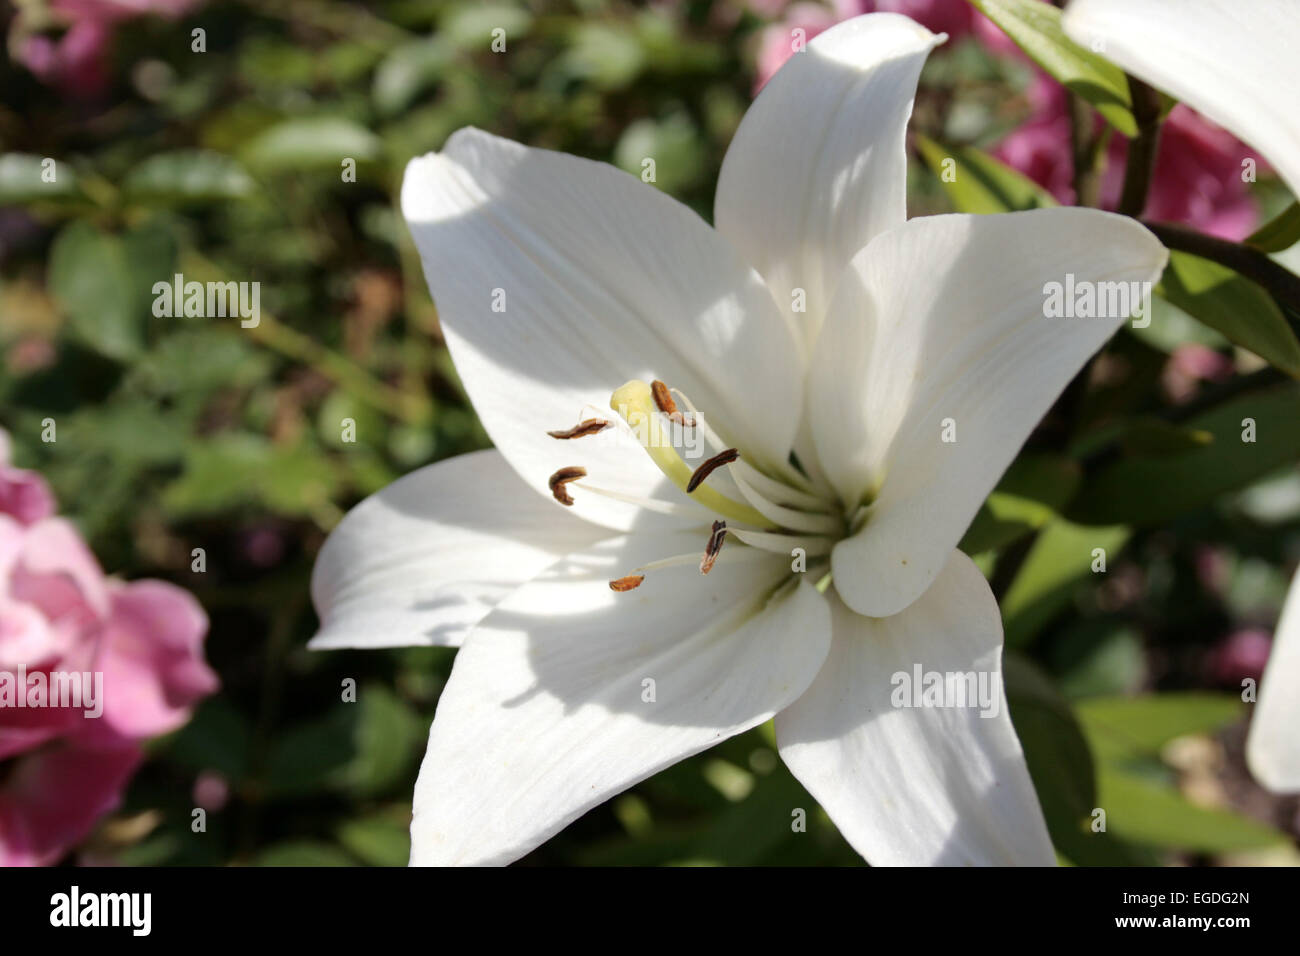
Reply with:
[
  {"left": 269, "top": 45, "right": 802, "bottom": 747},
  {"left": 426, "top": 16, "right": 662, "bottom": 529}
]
[{"left": 1, "top": 0, "right": 1297, "bottom": 866}]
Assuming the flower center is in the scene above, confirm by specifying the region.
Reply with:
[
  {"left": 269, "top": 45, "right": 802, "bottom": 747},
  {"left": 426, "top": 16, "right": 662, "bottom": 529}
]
[{"left": 547, "top": 378, "right": 846, "bottom": 591}]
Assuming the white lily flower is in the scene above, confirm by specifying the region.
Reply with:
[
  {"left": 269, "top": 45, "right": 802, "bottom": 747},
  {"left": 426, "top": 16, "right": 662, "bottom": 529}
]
[
  {"left": 310, "top": 12, "right": 1168, "bottom": 865},
  {"left": 1247, "top": 566, "right": 1300, "bottom": 792},
  {"left": 1062, "top": 0, "right": 1300, "bottom": 199}
]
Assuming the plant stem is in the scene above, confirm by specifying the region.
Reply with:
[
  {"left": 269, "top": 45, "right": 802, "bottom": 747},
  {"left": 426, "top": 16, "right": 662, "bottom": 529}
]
[
  {"left": 1141, "top": 221, "right": 1300, "bottom": 320},
  {"left": 1117, "top": 77, "right": 1163, "bottom": 218},
  {"left": 1067, "top": 93, "right": 1102, "bottom": 207}
]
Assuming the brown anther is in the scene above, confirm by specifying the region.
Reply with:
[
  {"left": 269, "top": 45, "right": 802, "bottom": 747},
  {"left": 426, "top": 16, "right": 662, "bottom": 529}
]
[
  {"left": 609, "top": 574, "right": 645, "bottom": 592},
  {"left": 548, "top": 466, "right": 586, "bottom": 506},
  {"left": 651, "top": 379, "right": 695, "bottom": 429},
  {"left": 700, "top": 520, "right": 727, "bottom": 575},
  {"left": 686, "top": 448, "right": 739, "bottom": 493},
  {"left": 547, "top": 419, "right": 612, "bottom": 440},
  {"left": 650, "top": 380, "right": 678, "bottom": 415}
]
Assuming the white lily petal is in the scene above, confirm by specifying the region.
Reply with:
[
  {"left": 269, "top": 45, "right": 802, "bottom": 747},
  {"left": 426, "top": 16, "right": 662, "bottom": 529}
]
[
  {"left": 715, "top": 12, "right": 944, "bottom": 349},
  {"left": 401, "top": 128, "right": 805, "bottom": 531},
  {"left": 1247, "top": 565, "right": 1300, "bottom": 792},
  {"left": 1063, "top": 0, "right": 1300, "bottom": 199},
  {"left": 408, "top": 531, "right": 831, "bottom": 865},
  {"left": 811, "top": 210, "right": 1167, "bottom": 618},
  {"left": 309, "top": 451, "right": 608, "bottom": 650},
  {"left": 776, "top": 551, "right": 1055, "bottom": 866}
]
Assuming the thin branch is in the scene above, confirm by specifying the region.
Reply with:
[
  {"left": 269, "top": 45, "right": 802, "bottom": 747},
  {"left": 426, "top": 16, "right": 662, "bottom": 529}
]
[
  {"left": 1141, "top": 221, "right": 1300, "bottom": 320},
  {"left": 1067, "top": 93, "right": 1103, "bottom": 207},
  {"left": 1117, "top": 78, "right": 1163, "bottom": 218}
]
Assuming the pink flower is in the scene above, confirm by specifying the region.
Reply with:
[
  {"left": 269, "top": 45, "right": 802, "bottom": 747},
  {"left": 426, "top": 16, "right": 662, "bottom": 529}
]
[
  {"left": 13, "top": 0, "right": 202, "bottom": 98},
  {"left": 751, "top": 1, "right": 1262, "bottom": 238},
  {"left": 0, "top": 433, "right": 55, "bottom": 527},
  {"left": 754, "top": 3, "right": 845, "bottom": 92},
  {"left": 0, "top": 738, "right": 141, "bottom": 867},
  {"left": 0, "top": 431, "right": 217, "bottom": 865},
  {"left": 1208, "top": 628, "right": 1274, "bottom": 687},
  {"left": 994, "top": 75, "right": 1262, "bottom": 239}
]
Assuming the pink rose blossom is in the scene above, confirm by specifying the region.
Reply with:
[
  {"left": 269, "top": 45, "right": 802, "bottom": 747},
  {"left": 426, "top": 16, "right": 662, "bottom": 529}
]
[
  {"left": 993, "top": 75, "right": 1261, "bottom": 239},
  {"left": 0, "top": 433, "right": 55, "bottom": 528},
  {"left": 0, "top": 430, "right": 217, "bottom": 866},
  {"left": 13, "top": 0, "right": 202, "bottom": 98},
  {"left": 0, "top": 738, "right": 141, "bottom": 867}
]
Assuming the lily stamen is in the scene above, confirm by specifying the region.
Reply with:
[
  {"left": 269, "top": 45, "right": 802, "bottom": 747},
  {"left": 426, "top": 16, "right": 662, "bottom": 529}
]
[
  {"left": 700, "top": 520, "right": 727, "bottom": 574},
  {"left": 609, "top": 575, "right": 645, "bottom": 592},
  {"left": 670, "top": 386, "right": 829, "bottom": 512},
  {"left": 687, "top": 448, "right": 740, "bottom": 493},
  {"left": 651, "top": 379, "right": 695, "bottom": 428},
  {"left": 609, "top": 379, "right": 774, "bottom": 528},
  {"left": 547, "top": 419, "right": 612, "bottom": 440},
  {"left": 547, "top": 466, "right": 586, "bottom": 506}
]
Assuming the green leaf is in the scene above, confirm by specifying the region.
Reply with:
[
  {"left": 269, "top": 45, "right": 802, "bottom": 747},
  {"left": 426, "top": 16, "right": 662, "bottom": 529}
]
[
  {"left": 916, "top": 135, "right": 1057, "bottom": 214},
  {"left": 1246, "top": 201, "right": 1300, "bottom": 253},
  {"left": 163, "top": 434, "right": 339, "bottom": 518},
  {"left": 128, "top": 330, "right": 274, "bottom": 396},
  {"left": 961, "top": 454, "right": 1081, "bottom": 553},
  {"left": 1005, "top": 655, "right": 1099, "bottom": 864},
  {"left": 614, "top": 113, "right": 707, "bottom": 195},
  {"left": 241, "top": 117, "right": 384, "bottom": 173},
  {"left": 372, "top": 39, "right": 452, "bottom": 116},
  {"left": 966, "top": 0, "right": 1136, "bottom": 135},
  {"left": 1128, "top": 294, "right": 1229, "bottom": 354},
  {"left": 1097, "top": 767, "right": 1284, "bottom": 853},
  {"left": 165, "top": 699, "right": 254, "bottom": 783},
  {"left": 1156, "top": 250, "right": 1300, "bottom": 379},
  {"left": 260, "top": 684, "right": 423, "bottom": 800},
  {"left": 1049, "top": 620, "right": 1146, "bottom": 699},
  {"left": 1006, "top": 657, "right": 1152, "bottom": 864},
  {"left": 558, "top": 23, "right": 646, "bottom": 90},
  {"left": 336, "top": 815, "right": 411, "bottom": 867},
  {"left": 255, "top": 842, "right": 356, "bottom": 866},
  {"left": 0, "top": 153, "right": 82, "bottom": 205},
  {"left": 1001, "top": 518, "right": 1130, "bottom": 646},
  {"left": 1068, "top": 384, "right": 1300, "bottom": 524},
  {"left": 441, "top": 4, "right": 533, "bottom": 49},
  {"left": 1118, "top": 417, "right": 1214, "bottom": 456},
  {"left": 121, "top": 150, "right": 256, "bottom": 205},
  {"left": 335, "top": 685, "right": 424, "bottom": 798},
  {"left": 47, "top": 221, "right": 145, "bottom": 359},
  {"left": 1077, "top": 693, "right": 1242, "bottom": 762}
]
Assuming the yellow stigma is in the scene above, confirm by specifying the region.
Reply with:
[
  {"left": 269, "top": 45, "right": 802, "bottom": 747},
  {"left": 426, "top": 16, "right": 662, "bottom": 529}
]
[{"left": 609, "top": 380, "right": 773, "bottom": 528}]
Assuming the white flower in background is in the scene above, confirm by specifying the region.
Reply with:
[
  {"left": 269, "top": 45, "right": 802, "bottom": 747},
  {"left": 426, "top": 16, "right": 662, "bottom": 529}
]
[
  {"left": 310, "top": 13, "right": 1167, "bottom": 865},
  {"left": 1247, "top": 567, "right": 1300, "bottom": 792},
  {"left": 1062, "top": 0, "right": 1300, "bottom": 199},
  {"left": 1062, "top": 0, "right": 1300, "bottom": 793}
]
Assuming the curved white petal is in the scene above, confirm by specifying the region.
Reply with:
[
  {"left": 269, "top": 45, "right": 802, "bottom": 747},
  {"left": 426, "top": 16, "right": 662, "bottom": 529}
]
[
  {"left": 401, "top": 128, "right": 805, "bottom": 531},
  {"left": 408, "top": 531, "right": 830, "bottom": 865},
  {"left": 1063, "top": 0, "right": 1300, "bottom": 199},
  {"left": 810, "top": 209, "right": 1167, "bottom": 618},
  {"left": 1247, "top": 565, "right": 1300, "bottom": 792},
  {"left": 776, "top": 551, "right": 1055, "bottom": 866},
  {"left": 309, "top": 451, "right": 608, "bottom": 650},
  {"left": 715, "top": 13, "right": 944, "bottom": 349}
]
